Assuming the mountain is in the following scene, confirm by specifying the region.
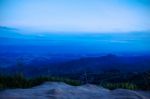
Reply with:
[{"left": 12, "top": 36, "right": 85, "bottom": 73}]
[
  {"left": 1, "top": 26, "right": 150, "bottom": 75},
  {"left": 0, "top": 26, "right": 45, "bottom": 42},
  {"left": 1, "top": 26, "right": 150, "bottom": 55},
  {"left": 0, "top": 26, "right": 24, "bottom": 38},
  {"left": 1, "top": 54, "right": 150, "bottom": 77},
  {"left": 51, "top": 54, "right": 150, "bottom": 74}
]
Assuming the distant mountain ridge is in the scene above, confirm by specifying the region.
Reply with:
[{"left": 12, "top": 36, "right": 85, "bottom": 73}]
[
  {"left": 0, "top": 26, "right": 22, "bottom": 38},
  {"left": 0, "top": 54, "right": 150, "bottom": 77},
  {"left": 0, "top": 26, "right": 43, "bottom": 39}
]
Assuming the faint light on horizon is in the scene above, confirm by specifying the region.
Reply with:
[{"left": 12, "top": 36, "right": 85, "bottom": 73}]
[{"left": 0, "top": 0, "right": 150, "bottom": 33}]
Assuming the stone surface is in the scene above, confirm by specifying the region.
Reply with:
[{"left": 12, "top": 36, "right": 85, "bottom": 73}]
[{"left": 0, "top": 82, "right": 150, "bottom": 99}]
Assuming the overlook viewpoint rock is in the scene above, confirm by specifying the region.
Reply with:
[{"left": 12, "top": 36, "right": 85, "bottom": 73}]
[{"left": 0, "top": 82, "right": 150, "bottom": 99}]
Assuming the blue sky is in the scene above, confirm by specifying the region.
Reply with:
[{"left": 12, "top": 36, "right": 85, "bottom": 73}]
[{"left": 0, "top": 0, "right": 150, "bottom": 32}]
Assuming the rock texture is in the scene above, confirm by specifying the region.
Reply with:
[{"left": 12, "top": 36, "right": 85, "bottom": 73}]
[{"left": 0, "top": 82, "right": 150, "bottom": 99}]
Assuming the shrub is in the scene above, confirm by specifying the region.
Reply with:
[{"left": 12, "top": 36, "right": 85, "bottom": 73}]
[{"left": 101, "top": 82, "right": 138, "bottom": 90}]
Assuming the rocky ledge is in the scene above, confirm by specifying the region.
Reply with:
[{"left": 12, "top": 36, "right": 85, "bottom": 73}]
[{"left": 0, "top": 82, "right": 150, "bottom": 99}]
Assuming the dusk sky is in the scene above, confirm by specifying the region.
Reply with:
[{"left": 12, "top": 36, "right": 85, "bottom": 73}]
[{"left": 1, "top": 0, "right": 150, "bottom": 33}]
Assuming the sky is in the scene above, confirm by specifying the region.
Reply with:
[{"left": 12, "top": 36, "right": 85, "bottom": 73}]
[{"left": 0, "top": 0, "right": 150, "bottom": 33}]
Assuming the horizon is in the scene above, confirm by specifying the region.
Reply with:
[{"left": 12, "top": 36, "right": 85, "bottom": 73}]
[
  {"left": 0, "top": 26, "right": 150, "bottom": 55},
  {"left": 0, "top": 0, "right": 150, "bottom": 55}
]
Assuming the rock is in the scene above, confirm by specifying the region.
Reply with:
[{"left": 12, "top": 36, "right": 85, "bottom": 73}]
[{"left": 0, "top": 82, "right": 149, "bottom": 99}]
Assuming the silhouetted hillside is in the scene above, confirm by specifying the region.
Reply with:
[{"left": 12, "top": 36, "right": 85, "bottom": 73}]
[{"left": 0, "top": 54, "right": 150, "bottom": 76}]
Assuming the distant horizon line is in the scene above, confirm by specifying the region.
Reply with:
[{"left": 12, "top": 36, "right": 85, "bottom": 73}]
[{"left": 0, "top": 25, "right": 150, "bottom": 34}]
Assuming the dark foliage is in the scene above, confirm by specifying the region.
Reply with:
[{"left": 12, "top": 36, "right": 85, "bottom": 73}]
[
  {"left": 0, "top": 74, "right": 81, "bottom": 90},
  {"left": 0, "top": 70, "right": 150, "bottom": 90}
]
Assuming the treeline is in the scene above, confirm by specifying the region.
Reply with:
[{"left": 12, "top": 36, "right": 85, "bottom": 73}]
[
  {"left": 0, "top": 71, "right": 150, "bottom": 90},
  {"left": 66, "top": 70, "right": 150, "bottom": 90},
  {"left": 100, "top": 72, "right": 150, "bottom": 90},
  {"left": 101, "top": 82, "right": 138, "bottom": 90},
  {"left": 0, "top": 74, "right": 81, "bottom": 89}
]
